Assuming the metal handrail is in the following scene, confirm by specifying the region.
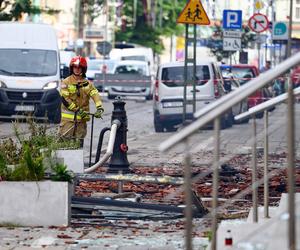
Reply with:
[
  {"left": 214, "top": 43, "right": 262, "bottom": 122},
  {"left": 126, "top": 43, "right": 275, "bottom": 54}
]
[
  {"left": 235, "top": 87, "right": 300, "bottom": 121},
  {"left": 159, "top": 51, "right": 300, "bottom": 250},
  {"left": 159, "top": 51, "right": 300, "bottom": 152}
]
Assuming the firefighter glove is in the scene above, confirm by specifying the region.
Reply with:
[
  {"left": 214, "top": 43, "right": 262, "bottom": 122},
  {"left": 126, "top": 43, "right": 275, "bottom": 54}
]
[
  {"left": 77, "top": 109, "right": 89, "bottom": 119},
  {"left": 94, "top": 106, "right": 104, "bottom": 119}
]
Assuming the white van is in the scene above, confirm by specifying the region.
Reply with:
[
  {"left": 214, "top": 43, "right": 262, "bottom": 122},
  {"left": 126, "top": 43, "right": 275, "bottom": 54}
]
[
  {"left": 0, "top": 22, "right": 61, "bottom": 123},
  {"left": 153, "top": 59, "right": 232, "bottom": 132},
  {"left": 109, "top": 47, "right": 155, "bottom": 75}
]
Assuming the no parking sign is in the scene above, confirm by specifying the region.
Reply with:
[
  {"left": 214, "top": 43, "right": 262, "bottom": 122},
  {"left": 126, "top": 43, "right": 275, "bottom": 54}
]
[{"left": 248, "top": 13, "right": 269, "bottom": 33}]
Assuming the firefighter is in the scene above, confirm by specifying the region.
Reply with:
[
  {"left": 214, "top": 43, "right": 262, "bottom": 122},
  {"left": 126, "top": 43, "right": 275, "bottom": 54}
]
[{"left": 59, "top": 56, "right": 104, "bottom": 147}]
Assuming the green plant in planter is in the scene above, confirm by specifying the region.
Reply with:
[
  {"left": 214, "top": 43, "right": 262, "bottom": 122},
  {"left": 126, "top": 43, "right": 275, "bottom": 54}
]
[
  {"left": 51, "top": 163, "right": 74, "bottom": 183},
  {"left": 0, "top": 119, "right": 78, "bottom": 182},
  {"left": 0, "top": 153, "right": 11, "bottom": 180},
  {"left": 10, "top": 144, "right": 44, "bottom": 181}
]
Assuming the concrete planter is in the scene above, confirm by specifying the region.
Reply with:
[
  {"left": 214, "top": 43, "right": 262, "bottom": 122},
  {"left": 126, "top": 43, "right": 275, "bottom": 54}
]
[
  {"left": 55, "top": 149, "right": 84, "bottom": 173},
  {"left": 0, "top": 181, "right": 71, "bottom": 227}
]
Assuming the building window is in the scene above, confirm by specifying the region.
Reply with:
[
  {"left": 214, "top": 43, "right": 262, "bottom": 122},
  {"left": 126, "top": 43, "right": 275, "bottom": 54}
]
[
  {"left": 296, "top": 7, "right": 300, "bottom": 19},
  {"left": 297, "top": 0, "right": 300, "bottom": 4}
]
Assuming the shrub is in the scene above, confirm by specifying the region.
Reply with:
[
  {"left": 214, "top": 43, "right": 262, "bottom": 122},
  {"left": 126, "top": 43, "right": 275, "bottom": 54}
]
[{"left": 0, "top": 119, "right": 77, "bottom": 182}]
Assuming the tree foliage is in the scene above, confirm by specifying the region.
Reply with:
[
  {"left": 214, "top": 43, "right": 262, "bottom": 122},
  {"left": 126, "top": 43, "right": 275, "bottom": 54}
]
[
  {"left": 0, "top": 0, "right": 60, "bottom": 21},
  {"left": 114, "top": 0, "right": 186, "bottom": 54},
  {"left": 82, "top": 0, "right": 104, "bottom": 22}
]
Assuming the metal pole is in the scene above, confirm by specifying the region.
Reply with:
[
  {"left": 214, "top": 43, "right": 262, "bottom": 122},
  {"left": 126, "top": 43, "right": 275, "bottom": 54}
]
[
  {"left": 258, "top": 36, "right": 261, "bottom": 71},
  {"left": 183, "top": 24, "right": 188, "bottom": 123},
  {"left": 211, "top": 117, "right": 220, "bottom": 250},
  {"left": 252, "top": 115, "right": 258, "bottom": 223},
  {"left": 184, "top": 139, "right": 193, "bottom": 250},
  {"left": 77, "top": 0, "right": 84, "bottom": 56},
  {"left": 263, "top": 110, "right": 269, "bottom": 218},
  {"left": 287, "top": 76, "right": 296, "bottom": 250},
  {"left": 271, "top": 0, "right": 275, "bottom": 66},
  {"left": 118, "top": 170, "right": 123, "bottom": 193},
  {"left": 287, "top": 0, "right": 293, "bottom": 58},
  {"left": 88, "top": 114, "right": 95, "bottom": 168},
  {"left": 193, "top": 24, "right": 197, "bottom": 114}
]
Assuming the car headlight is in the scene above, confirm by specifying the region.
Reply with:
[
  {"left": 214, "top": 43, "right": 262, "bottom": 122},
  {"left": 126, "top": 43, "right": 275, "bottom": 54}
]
[
  {"left": 0, "top": 80, "right": 7, "bottom": 88},
  {"left": 43, "top": 81, "right": 59, "bottom": 90}
]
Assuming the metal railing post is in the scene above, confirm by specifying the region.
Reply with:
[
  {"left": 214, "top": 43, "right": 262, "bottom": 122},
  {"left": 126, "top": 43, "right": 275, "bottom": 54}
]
[
  {"left": 252, "top": 115, "right": 258, "bottom": 223},
  {"left": 264, "top": 110, "right": 269, "bottom": 218},
  {"left": 211, "top": 117, "right": 220, "bottom": 250},
  {"left": 184, "top": 139, "right": 193, "bottom": 250},
  {"left": 287, "top": 77, "right": 296, "bottom": 250}
]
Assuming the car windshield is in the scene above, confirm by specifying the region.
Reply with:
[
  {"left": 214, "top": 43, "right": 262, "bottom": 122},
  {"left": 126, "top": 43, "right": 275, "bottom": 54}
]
[
  {"left": 222, "top": 67, "right": 255, "bottom": 85},
  {"left": 115, "top": 64, "right": 147, "bottom": 75},
  {"left": 88, "top": 60, "right": 116, "bottom": 73},
  {"left": 0, "top": 49, "right": 57, "bottom": 76},
  {"left": 161, "top": 65, "right": 210, "bottom": 87}
]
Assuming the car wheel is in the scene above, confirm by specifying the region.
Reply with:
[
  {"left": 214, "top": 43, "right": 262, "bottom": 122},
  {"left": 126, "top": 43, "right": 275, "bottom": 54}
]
[
  {"left": 219, "top": 110, "right": 232, "bottom": 130},
  {"left": 154, "top": 121, "right": 164, "bottom": 132},
  {"left": 146, "top": 94, "right": 153, "bottom": 100},
  {"left": 165, "top": 125, "right": 177, "bottom": 132},
  {"left": 48, "top": 111, "right": 61, "bottom": 124},
  {"left": 108, "top": 94, "right": 116, "bottom": 100},
  {"left": 256, "top": 112, "right": 264, "bottom": 119},
  {"left": 154, "top": 113, "right": 164, "bottom": 132}
]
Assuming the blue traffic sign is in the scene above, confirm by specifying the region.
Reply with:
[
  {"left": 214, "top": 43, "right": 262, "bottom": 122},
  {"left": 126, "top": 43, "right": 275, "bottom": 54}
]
[{"left": 223, "top": 10, "right": 242, "bottom": 30}]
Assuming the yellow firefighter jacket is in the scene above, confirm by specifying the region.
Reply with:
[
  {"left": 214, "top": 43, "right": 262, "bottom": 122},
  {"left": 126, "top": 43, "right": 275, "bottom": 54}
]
[{"left": 60, "top": 75, "right": 103, "bottom": 121}]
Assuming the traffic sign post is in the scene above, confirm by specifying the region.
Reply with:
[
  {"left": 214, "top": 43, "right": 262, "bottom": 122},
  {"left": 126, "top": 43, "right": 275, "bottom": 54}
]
[
  {"left": 223, "top": 37, "right": 241, "bottom": 51},
  {"left": 177, "top": 0, "right": 210, "bottom": 25},
  {"left": 248, "top": 14, "right": 269, "bottom": 71},
  {"left": 96, "top": 41, "right": 112, "bottom": 57},
  {"left": 176, "top": 0, "right": 210, "bottom": 123},
  {"left": 223, "top": 30, "right": 242, "bottom": 69},
  {"left": 272, "top": 22, "right": 288, "bottom": 41},
  {"left": 248, "top": 13, "right": 269, "bottom": 33},
  {"left": 223, "top": 10, "right": 242, "bottom": 30}
]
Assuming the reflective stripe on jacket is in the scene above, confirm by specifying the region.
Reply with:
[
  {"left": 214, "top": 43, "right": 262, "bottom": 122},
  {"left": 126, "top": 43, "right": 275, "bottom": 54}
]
[{"left": 60, "top": 75, "right": 103, "bottom": 121}]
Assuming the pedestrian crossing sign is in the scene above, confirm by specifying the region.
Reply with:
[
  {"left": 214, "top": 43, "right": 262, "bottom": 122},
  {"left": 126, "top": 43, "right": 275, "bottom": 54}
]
[{"left": 177, "top": 0, "right": 210, "bottom": 25}]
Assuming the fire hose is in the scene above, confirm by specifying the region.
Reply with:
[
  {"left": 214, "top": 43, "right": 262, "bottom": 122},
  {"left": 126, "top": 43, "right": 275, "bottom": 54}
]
[{"left": 84, "top": 119, "right": 121, "bottom": 173}]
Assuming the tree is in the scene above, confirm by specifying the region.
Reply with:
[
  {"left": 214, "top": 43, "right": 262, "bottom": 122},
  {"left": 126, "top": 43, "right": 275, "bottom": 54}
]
[
  {"left": 114, "top": 0, "right": 186, "bottom": 54},
  {"left": 0, "top": 0, "right": 60, "bottom": 21},
  {"left": 82, "top": 0, "right": 104, "bottom": 23}
]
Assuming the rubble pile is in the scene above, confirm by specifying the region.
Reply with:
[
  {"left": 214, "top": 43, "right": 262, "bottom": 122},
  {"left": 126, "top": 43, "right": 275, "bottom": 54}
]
[{"left": 76, "top": 152, "right": 300, "bottom": 215}]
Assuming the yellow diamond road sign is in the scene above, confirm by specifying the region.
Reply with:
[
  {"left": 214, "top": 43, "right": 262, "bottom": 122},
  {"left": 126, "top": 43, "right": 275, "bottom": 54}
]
[{"left": 177, "top": 0, "right": 210, "bottom": 25}]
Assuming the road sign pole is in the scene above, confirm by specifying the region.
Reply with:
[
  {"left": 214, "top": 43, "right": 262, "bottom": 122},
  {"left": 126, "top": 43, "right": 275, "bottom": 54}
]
[
  {"left": 258, "top": 34, "right": 261, "bottom": 70},
  {"left": 183, "top": 24, "right": 188, "bottom": 123},
  {"left": 193, "top": 24, "right": 197, "bottom": 114}
]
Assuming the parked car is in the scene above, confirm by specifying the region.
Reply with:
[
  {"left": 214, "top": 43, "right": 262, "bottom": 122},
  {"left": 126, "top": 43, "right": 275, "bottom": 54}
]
[
  {"left": 221, "top": 70, "right": 249, "bottom": 124},
  {"left": 106, "top": 60, "right": 153, "bottom": 100},
  {"left": 153, "top": 59, "right": 233, "bottom": 132},
  {"left": 86, "top": 58, "right": 118, "bottom": 91},
  {"left": 219, "top": 64, "right": 271, "bottom": 118}
]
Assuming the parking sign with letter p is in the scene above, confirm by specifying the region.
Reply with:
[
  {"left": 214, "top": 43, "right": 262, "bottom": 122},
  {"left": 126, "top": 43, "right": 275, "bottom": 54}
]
[{"left": 223, "top": 10, "right": 242, "bottom": 30}]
